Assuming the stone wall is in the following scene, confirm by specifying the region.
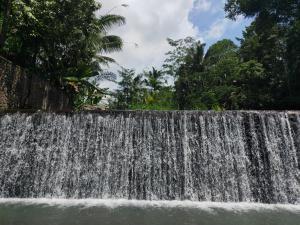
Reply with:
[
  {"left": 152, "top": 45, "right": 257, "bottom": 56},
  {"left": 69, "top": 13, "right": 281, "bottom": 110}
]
[{"left": 0, "top": 57, "right": 73, "bottom": 111}]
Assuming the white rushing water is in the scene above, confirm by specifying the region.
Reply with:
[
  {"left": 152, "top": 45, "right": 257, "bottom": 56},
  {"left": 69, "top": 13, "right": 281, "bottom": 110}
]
[{"left": 0, "top": 111, "right": 299, "bottom": 204}]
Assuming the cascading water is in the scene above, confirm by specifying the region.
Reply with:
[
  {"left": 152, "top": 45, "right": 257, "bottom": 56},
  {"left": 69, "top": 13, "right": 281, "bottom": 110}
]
[{"left": 0, "top": 111, "right": 299, "bottom": 204}]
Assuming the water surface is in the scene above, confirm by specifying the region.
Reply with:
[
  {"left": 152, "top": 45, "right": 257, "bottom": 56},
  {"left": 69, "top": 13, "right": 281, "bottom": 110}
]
[{"left": 0, "top": 199, "right": 300, "bottom": 225}]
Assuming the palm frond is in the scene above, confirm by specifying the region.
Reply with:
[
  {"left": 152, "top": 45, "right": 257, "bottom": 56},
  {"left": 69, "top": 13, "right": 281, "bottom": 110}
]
[
  {"left": 63, "top": 77, "right": 81, "bottom": 82},
  {"left": 81, "top": 79, "right": 106, "bottom": 94},
  {"left": 98, "top": 14, "right": 125, "bottom": 32},
  {"left": 100, "top": 35, "right": 123, "bottom": 53},
  {"left": 94, "top": 55, "right": 116, "bottom": 66}
]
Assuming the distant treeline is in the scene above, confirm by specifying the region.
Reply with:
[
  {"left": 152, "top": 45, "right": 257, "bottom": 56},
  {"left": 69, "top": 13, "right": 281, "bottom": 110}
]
[{"left": 111, "top": 0, "right": 300, "bottom": 110}]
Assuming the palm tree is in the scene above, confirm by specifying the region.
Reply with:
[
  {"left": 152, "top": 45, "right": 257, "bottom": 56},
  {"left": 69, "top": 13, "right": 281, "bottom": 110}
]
[
  {"left": 63, "top": 3, "right": 126, "bottom": 108},
  {"left": 185, "top": 41, "right": 205, "bottom": 72},
  {"left": 175, "top": 41, "right": 206, "bottom": 109},
  {"left": 93, "top": 12, "right": 125, "bottom": 66},
  {"left": 144, "top": 67, "right": 165, "bottom": 92}
]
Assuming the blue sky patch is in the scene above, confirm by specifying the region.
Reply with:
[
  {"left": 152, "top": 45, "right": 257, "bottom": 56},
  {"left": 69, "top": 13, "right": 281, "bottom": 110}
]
[{"left": 189, "top": 0, "right": 252, "bottom": 47}]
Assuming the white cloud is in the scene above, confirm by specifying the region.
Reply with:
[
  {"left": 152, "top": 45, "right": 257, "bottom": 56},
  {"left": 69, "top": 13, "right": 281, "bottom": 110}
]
[
  {"left": 100, "top": 0, "right": 200, "bottom": 75},
  {"left": 204, "top": 16, "right": 244, "bottom": 40},
  {"left": 98, "top": 1, "right": 247, "bottom": 90},
  {"left": 194, "top": 0, "right": 212, "bottom": 12},
  {"left": 205, "top": 19, "right": 229, "bottom": 40}
]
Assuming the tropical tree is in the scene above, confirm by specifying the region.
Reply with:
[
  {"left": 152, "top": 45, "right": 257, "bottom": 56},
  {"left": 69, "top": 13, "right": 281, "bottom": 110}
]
[
  {"left": 225, "top": 0, "right": 300, "bottom": 109},
  {"left": 143, "top": 67, "right": 165, "bottom": 92},
  {"left": 112, "top": 68, "right": 145, "bottom": 109},
  {"left": 164, "top": 37, "right": 206, "bottom": 109},
  {"left": 163, "top": 37, "right": 205, "bottom": 77},
  {"left": 286, "top": 18, "right": 300, "bottom": 105},
  {"left": 225, "top": 0, "right": 299, "bottom": 22},
  {"left": 111, "top": 67, "right": 176, "bottom": 110},
  {"left": 0, "top": 0, "right": 125, "bottom": 109},
  {"left": 164, "top": 37, "right": 269, "bottom": 110}
]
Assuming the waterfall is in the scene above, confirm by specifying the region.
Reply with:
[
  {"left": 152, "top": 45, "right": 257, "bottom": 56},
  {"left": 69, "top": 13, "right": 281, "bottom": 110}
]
[{"left": 0, "top": 111, "right": 299, "bottom": 204}]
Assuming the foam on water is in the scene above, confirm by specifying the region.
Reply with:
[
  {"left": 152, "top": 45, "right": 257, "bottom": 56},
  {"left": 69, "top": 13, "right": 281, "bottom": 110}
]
[{"left": 0, "top": 198, "right": 300, "bottom": 213}]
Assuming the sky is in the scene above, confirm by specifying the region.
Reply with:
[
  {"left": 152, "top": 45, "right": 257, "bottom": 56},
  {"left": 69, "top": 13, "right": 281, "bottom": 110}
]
[{"left": 100, "top": 0, "right": 252, "bottom": 88}]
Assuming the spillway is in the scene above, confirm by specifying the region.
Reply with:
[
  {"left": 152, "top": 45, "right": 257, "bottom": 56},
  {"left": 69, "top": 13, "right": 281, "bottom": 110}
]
[{"left": 0, "top": 111, "right": 299, "bottom": 204}]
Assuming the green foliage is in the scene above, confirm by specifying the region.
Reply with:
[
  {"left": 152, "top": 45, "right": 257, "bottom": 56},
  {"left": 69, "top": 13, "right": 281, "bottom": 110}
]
[
  {"left": 111, "top": 68, "right": 144, "bottom": 110},
  {"left": 165, "top": 38, "right": 206, "bottom": 109},
  {"left": 225, "top": 0, "right": 300, "bottom": 109},
  {"left": 204, "top": 39, "right": 238, "bottom": 67},
  {"left": 163, "top": 37, "right": 270, "bottom": 110},
  {"left": 234, "top": 60, "right": 269, "bottom": 109},
  {"left": 112, "top": 33, "right": 278, "bottom": 111},
  {"left": 287, "top": 20, "right": 300, "bottom": 105},
  {"left": 225, "top": 0, "right": 299, "bottom": 22},
  {"left": 109, "top": 0, "right": 300, "bottom": 111},
  {"left": 163, "top": 37, "right": 205, "bottom": 77},
  {"left": 2, "top": 0, "right": 300, "bottom": 111},
  {"left": 144, "top": 67, "right": 165, "bottom": 92},
  {"left": 130, "top": 87, "right": 176, "bottom": 110},
  {"left": 110, "top": 68, "right": 176, "bottom": 110},
  {"left": 0, "top": 0, "right": 125, "bottom": 109}
]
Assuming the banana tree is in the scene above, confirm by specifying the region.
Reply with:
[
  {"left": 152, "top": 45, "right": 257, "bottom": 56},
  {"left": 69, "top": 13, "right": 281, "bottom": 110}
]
[{"left": 63, "top": 62, "right": 116, "bottom": 108}]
